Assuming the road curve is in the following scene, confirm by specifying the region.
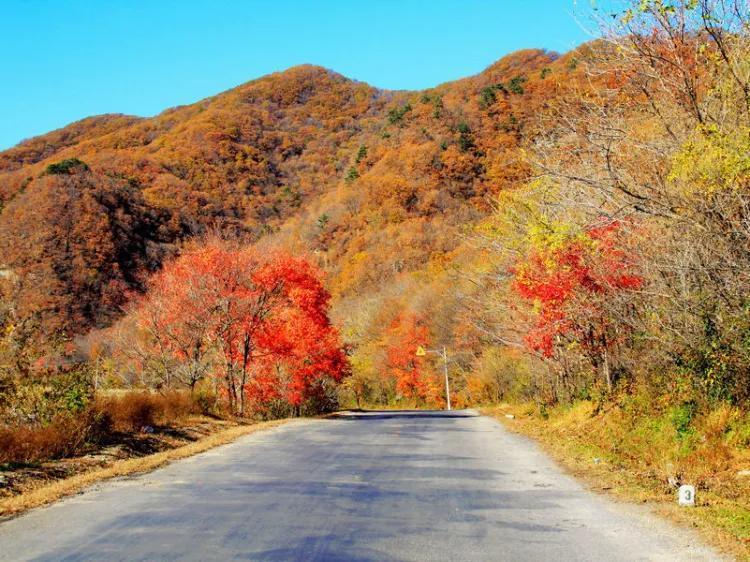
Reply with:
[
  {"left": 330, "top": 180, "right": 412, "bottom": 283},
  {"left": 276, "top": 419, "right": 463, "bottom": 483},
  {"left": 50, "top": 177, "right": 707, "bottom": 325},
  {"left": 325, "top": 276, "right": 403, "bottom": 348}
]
[{"left": 0, "top": 410, "right": 723, "bottom": 561}]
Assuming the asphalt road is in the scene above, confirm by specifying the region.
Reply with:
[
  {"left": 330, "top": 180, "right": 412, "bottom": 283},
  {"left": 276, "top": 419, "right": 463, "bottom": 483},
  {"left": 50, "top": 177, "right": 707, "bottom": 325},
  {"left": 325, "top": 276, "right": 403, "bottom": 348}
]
[{"left": 0, "top": 410, "right": 723, "bottom": 562}]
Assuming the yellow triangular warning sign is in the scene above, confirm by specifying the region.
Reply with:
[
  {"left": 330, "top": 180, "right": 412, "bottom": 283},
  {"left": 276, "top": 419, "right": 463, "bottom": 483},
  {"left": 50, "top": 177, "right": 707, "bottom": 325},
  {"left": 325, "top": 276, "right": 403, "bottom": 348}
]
[{"left": 415, "top": 346, "right": 426, "bottom": 356}]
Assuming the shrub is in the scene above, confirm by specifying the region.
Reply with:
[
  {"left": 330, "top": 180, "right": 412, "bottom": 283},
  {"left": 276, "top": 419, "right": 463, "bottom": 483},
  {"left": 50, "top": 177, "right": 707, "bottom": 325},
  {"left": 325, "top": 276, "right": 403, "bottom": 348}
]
[
  {"left": 432, "top": 95, "right": 444, "bottom": 118},
  {"left": 0, "top": 390, "right": 199, "bottom": 466},
  {"left": 96, "top": 391, "right": 194, "bottom": 433},
  {"left": 300, "top": 377, "right": 340, "bottom": 416},
  {"left": 479, "top": 87, "right": 497, "bottom": 108},
  {"left": 387, "top": 103, "right": 412, "bottom": 125},
  {"left": 506, "top": 75, "right": 527, "bottom": 95},
  {"left": 355, "top": 145, "right": 367, "bottom": 164},
  {"left": 479, "top": 84, "right": 506, "bottom": 108},
  {"left": 159, "top": 390, "right": 194, "bottom": 421},
  {"left": 193, "top": 388, "right": 219, "bottom": 416},
  {"left": 457, "top": 122, "right": 474, "bottom": 153},
  {"left": 3, "top": 364, "right": 95, "bottom": 425},
  {"left": 0, "top": 409, "right": 110, "bottom": 465},
  {"left": 670, "top": 401, "right": 698, "bottom": 438},
  {"left": 460, "top": 347, "right": 541, "bottom": 404},
  {"left": 49, "top": 364, "right": 95, "bottom": 414},
  {"left": 100, "top": 393, "right": 156, "bottom": 432},
  {"left": 345, "top": 167, "right": 359, "bottom": 183},
  {"left": 44, "top": 158, "right": 89, "bottom": 176}
]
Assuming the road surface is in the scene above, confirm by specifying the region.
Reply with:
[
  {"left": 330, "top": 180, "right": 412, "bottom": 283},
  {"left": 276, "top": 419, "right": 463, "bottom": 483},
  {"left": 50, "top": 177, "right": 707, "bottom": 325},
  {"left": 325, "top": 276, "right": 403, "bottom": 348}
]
[{"left": 0, "top": 410, "right": 722, "bottom": 561}]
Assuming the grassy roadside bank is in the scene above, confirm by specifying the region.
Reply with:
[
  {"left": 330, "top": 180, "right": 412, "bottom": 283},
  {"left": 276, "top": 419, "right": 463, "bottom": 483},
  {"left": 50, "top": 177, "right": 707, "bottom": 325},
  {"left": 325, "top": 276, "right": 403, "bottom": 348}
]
[
  {"left": 0, "top": 417, "right": 295, "bottom": 519},
  {"left": 482, "top": 403, "right": 750, "bottom": 560}
]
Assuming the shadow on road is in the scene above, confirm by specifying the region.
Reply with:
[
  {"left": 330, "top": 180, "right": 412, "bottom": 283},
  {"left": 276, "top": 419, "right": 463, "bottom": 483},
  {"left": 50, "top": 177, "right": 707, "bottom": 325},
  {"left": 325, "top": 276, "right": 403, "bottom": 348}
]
[{"left": 329, "top": 409, "right": 478, "bottom": 420}]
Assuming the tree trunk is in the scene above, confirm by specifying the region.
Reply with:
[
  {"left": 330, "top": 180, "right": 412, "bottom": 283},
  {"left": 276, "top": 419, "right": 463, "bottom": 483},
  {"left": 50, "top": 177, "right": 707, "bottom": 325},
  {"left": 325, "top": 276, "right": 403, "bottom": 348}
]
[
  {"left": 239, "top": 335, "right": 251, "bottom": 418},
  {"left": 602, "top": 347, "right": 612, "bottom": 391},
  {"left": 226, "top": 367, "right": 237, "bottom": 415}
]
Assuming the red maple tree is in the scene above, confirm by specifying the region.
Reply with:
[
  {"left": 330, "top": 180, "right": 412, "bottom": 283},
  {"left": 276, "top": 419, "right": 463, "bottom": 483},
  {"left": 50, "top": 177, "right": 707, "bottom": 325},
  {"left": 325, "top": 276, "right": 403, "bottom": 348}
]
[
  {"left": 512, "top": 220, "right": 642, "bottom": 387},
  {"left": 130, "top": 241, "right": 349, "bottom": 415}
]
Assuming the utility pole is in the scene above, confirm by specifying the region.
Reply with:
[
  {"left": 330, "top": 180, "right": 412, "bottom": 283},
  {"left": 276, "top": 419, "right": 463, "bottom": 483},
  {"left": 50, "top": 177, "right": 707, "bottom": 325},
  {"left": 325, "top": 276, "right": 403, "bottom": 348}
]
[
  {"left": 416, "top": 345, "right": 452, "bottom": 411},
  {"left": 441, "top": 346, "right": 451, "bottom": 411}
]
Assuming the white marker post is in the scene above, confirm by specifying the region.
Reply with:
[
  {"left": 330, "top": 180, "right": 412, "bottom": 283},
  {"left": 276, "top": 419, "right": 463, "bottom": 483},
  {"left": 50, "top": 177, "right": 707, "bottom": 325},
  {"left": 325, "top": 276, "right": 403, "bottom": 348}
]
[{"left": 678, "top": 485, "right": 695, "bottom": 507}]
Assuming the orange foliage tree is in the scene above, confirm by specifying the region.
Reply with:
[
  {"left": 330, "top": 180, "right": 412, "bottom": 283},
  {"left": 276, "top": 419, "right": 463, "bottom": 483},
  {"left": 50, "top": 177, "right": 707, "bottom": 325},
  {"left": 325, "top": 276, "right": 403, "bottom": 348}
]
[
  {"left": 385, "top": 313, "right": 431, "bottom": 403},
  {"left": 130, "top": 241, "right": 349, "bottom": 416}
]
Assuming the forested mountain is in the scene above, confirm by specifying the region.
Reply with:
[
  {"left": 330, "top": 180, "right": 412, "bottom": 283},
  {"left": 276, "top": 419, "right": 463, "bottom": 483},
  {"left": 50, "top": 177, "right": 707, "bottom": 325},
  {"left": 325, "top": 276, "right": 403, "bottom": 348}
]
[
  {"left": 4, "top": 2, "right": 750, "bottom": 550},
  {"left": 0, "top": 47, "right": 572, "bottom": 340},
  {"left": 6, "top": 0, "right": 747, "bottom": 416}
]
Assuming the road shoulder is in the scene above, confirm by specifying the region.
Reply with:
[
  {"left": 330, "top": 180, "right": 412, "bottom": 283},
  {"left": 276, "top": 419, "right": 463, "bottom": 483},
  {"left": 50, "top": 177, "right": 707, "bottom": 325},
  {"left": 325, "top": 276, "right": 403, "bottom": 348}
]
[{"left": 481, "top": 405, "right": 744, "bottom": 561}]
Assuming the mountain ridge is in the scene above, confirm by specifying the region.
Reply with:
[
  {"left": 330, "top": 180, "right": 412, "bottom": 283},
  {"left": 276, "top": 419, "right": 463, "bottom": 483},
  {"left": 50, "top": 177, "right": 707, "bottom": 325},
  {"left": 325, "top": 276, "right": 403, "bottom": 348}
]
[
  {"left": 3, "top": 48, "right": 562, "bottom": 154},
  {"left": 0, "top": 46, "right": 578, "bottom": 341}
]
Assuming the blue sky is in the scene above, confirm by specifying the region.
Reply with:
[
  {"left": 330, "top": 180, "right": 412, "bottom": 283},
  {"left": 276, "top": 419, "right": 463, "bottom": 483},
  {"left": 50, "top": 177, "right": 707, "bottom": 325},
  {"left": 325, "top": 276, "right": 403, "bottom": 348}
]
[{"left": 0, "top": 1, "right": 596, "bottom": 150}]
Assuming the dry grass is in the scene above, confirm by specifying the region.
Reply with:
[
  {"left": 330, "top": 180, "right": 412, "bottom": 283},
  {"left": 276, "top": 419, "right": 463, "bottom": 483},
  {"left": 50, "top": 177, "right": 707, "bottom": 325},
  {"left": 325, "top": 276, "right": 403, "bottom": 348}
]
[
  {"left": 97, "top": 390, "right": 195, "bottom": 433},
  {"left": 482, "top": 403, "right": 750, "bottom": 561},
  {"left": 0, "top": 414, "right": 100, "bottom": 465},
  {"left": 0, "top": 418, "right": 297, "bottom": 519},
  {"left": 0, "top": 391, "right": 202, "bottom": 466}
]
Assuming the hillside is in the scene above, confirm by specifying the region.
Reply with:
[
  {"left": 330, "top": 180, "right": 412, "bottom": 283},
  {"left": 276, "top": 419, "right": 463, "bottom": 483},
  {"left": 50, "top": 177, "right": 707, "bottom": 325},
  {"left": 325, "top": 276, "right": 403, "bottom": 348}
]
[
  {"left": 0, "top": 47, "right": 575, "bottom": 341},
  {"left": 3, "top": 2, "right": 750, "bottom": 555}
]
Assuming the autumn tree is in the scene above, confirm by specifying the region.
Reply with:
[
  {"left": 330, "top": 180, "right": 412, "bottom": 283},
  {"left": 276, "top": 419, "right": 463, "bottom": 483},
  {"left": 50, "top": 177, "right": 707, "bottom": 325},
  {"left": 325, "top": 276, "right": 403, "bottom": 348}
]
[
  {"left": 125, "top": 240, "right": 349, "bottom": 416},
  {"left": 512, "top": 219, "right": 643, "bottom": 389},
  {"left": 385, "top": 313, "right": 431, "bottom": 403},
  {"left": 538, "top": 0, "right": 750, "bottom": 399},
  {"left": 0, "top": 165, "right": 176, "bottom": 342},
  {"left": 244, "top": 255, "right": 350, "bottom": 416},
  {"left": 465, "top": 0, "right": 750, "bottom": 403}
]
